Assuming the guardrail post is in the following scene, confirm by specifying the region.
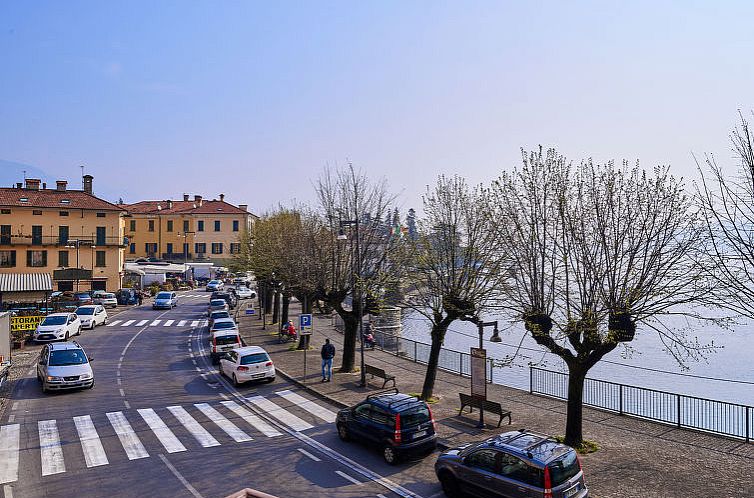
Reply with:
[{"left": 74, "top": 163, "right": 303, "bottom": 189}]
[
  {"left": 746, "top": 406, "right": 750, "bottom": 443},
  {"left": 529, "top": 367, "right": 533, "bottom": 394},
  {"left": 413, "top": 341, "right": 417, "bottom": 362},
  {"left": 619, "top": 384, "right": 623, "bottom": 415},
  {"left": 677, "top": 395, "right": 682, "bottom": 428},
  {"left": 459, "top": 351, "right": 463, "bottom": 375}
]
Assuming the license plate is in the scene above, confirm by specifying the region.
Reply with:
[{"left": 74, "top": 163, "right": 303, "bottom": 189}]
[
  {"left": 564, "top": 484, "right": 580, "bottom": 497},
  {"left": 413, "top": 430, "right": 427, "bottom": 439},
  {"left": 250, "top": 373, "right": 264, "bottom": 379}
]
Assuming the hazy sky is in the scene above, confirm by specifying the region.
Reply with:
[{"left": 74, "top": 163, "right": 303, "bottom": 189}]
[{"left": 1, "top": 1, "right": 752, "bottom": 214}]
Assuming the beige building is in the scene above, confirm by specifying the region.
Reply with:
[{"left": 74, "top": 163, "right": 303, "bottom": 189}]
[
  {"left": 123, "top": 194, "right": 254, "bottom": 266},
  {"left": 0, "top": 176, "right": 127, "bottom": 296}
]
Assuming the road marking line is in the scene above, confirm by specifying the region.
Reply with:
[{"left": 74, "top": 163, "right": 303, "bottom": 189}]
[
  {"left": 117, "top": 377, "right": 122, "bottom": 385},
  {"left": 190, "top": 320, "right": 199, "bottom": 327},
  {"left": 377, "top": 495, "right": 388, "bottom": 498},
  {"left": 6, "top": 416, "right": 13, "bottom": 424},
  {"left": 297, "top": 448, "right": 321, "bottom": 461},
  {"left": 166, "top": 406, "right": 220, "bottom": 448},
  {"left": 122, "top": 320, "right": 135, "bottom": 326},
  {"left": 194, "top": 403, "right": 252, "bottom": 442},
  {"left": 73, "top": 415, "right": 109, "bottom": 468},
  {"left": 335, "top": 470, "right": 363, "bottom": 486},
  {"left": 38, "top": 420, "right": 66, "bottom": 476},
  {"left": 138, "top": 409, "right": 186, "bottom": 453},
  {"left": 106, "top": 411, "right": 149, "bottom": 460},
  {"left": 218, "top": 393, "right": 229, "bottom": 400},
  {"left": 106, "top": 320, "right": 122, "bottom": 327},
  {"left": 124, "top": 401, "right": 131, "bottom": 409},
  {"left": 0, "top": 424, "right": 20, "bottom": 484},
  {"left": 158, "top": 454, "right": 204, "bottom": 498},
  {"left": 220, "top": 401, "right": 282, "bottom": 438},
  {"left": 150, "top": 320, "right": 162, "bottom": 326},
  {"left": 275, "top": 390, "right": 337, "bottom": 423},
  {"left": 192, "top": 359, "right": 198, "bottom": 366},
  {"left": 135, "top": 320, "right": 148, "bottom": 327},
  {"left": 199, "top": 320, "right": 208, "bottom": 326},
  {"left": 178, "top": 320, "right": 187, "bottom": 326},
  {"left": 119, "top": 388, "right": 125, "bottom": 397},
  {"left": 163, "top": 320, "right": 175, "bottom": 326},
  {"left": 246, "top": 396, "right": 313, "bottom": 431},
  {"left": 3, "top": 484, "right": 13, "bottom": 498},
  {"left": 10, "top": 403, "right": 17, "bottom": 412}
]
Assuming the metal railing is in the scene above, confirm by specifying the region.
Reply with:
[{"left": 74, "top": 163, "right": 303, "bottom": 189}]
[
  {"left": 1, "top": 235, "right": 127, "bottom": 247},
  {"left": 530, "top": 367, "right": 753, "bottom": 442}
]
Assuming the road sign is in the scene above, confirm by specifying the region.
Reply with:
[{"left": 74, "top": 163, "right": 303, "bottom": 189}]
[
  {"left": 245, "top": 308, "right": 256, "bottom": 315},
  {"left": 299, "top": 314, "right": 312, "bottom": 335}
]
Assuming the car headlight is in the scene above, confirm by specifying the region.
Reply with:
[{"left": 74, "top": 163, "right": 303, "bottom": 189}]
[
  {"left": 46, "top": 376, "right": 63, "bottom": 381},
  {"left": 80, "top": 373, "right": 92, "bottom": 380}
]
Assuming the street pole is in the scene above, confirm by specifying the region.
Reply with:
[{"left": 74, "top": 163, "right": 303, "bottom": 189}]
[
  {"left": 355, "top": 216, "right": 366, "bottom": 388},
  {"left": 473, "top": 319, "right": 501, "bottom": 428}
]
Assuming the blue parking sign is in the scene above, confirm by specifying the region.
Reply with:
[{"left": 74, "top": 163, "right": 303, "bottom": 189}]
[{"left": 299, "top": 314, "right": 312, "bottom": 328}]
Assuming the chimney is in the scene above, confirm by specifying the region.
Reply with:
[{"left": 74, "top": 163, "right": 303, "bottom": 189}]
[
  {"left": 25, "top": 178, "right": 41, "bottom": 190},
  {"left": 194, "top": 194, "right": 203, "bottom": 206},
  {"left": 183, "top": 193, "right": 189, "bottom": 202},
  {"left": 167, "top": 200, "right": 173, "bottom": 209},
  {"left": 239, "top": 204, "right": 248, "bottom": 212},
  {"left": 219, "top": 193, "right": 225, "bottom": 202},
  {"left": 16, "top": 183, "right": 22, "bottom": 189},
  {"left": 56, "top": 180, "right": 67, "bottom": 192},
  {"left": 83, "top": 174, "right": 93, "bottom": 194},
  {"left": 42, "top": 182, "right": 47, "bottom": 189}
]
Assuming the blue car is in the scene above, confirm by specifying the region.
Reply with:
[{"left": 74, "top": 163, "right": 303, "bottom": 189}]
[{"left": 152, "top": 291, "right": 177, "bottom": 309}]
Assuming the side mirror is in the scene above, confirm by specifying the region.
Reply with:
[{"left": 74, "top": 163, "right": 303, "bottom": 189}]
[{"left": 88, "top": 356, "right": 94, "bottom": 362}]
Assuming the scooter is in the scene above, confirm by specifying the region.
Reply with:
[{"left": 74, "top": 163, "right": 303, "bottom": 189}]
[{"left": 279, "top": 330, "right": 298, "bottom": 343}]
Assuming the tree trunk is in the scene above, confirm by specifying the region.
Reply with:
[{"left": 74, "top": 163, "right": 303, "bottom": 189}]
[
  {"left": 339, "top": 312, "right": 358, "bottom": 372},
  {"left": 281, "top": 294, "right": 290, "bottom": 325},
  {"left": 272, "top": 290, "right": 280, "bottom": 325},
  {"left": 264, "top": 286, "right": 273, "bottom": 315},
  {"left": 564, "top": 363, "right": 587, "bottom": 447},
  {"left": 421, "top": 322, "right": 449, "bottom": 400}
]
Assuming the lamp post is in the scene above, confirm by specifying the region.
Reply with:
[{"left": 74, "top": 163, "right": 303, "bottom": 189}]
[
  {"left": 338, "top": 218, "right": 366, "bottom": 387},
  {"left": 64, "top": 239, "right": 83, "bottom": 291},
  {"left": 466, "top": 317, "right": 502, "bottom": 428},
  {"left": 178, "top": 231, "right": 196, "bottom": 283},
  {"left": 90, "top": 245, "right": 96, "bottom": 288}
]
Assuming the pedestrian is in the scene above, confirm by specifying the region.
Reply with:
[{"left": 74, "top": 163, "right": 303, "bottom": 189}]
[
  {"left": 320, "top": 338, "right": 335, "bottom": 382},
  {"left": 137, "top": 290, "right": 143, "bottom": 306}
]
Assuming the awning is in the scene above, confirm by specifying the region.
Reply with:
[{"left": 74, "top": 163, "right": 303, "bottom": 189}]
[{"left": 0, "top": 273, "right": 54, "bottom": 292}]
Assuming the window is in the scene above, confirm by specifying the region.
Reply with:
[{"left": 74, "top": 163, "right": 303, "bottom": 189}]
[
  {"left": 167, "top": 220, "right": 173, "bottom": 232},
  {"left": 166, "top": 243, "right": 173, "bottom": 254},
  {"left": 59, "top": 210, "right": 69, "bottom": 216},
  {"left": 211, "top": 243, "right": 223, "bottom": 254},
  {"left": 195, "top": 243, "right": 206, "bottom": 254},
  {"left": 369, "top": 406, "right": 392, "bottom": 425},
  {"left": 60, "top": 199, "right": 70, "bottom": 204},
  {"left": 96, "top": 227, "right": 106, "bottom": 246},
  {"left": 33, "top": 210, "right": 42, "bottom": 216},
  {"left": 57, "top": 281, "right": 73, "bottom": 291},
  {"left": 0, "top": 250, "right": 16, "bottom": 268},
  {"left": 465, "top": 450, "right": 498, "bottom": 473},
  {"left": 95, "top": 251, "right": 106, "bottom": 267},
  {"left": 129, "top": 243, "right": 135, "bottom": 254},
  {"left": 547, "top": 452, "right": 580, "bottom": 487},
  {"left": 183, "top": 220, "right": 189, "bottom": 232},
  {"left": 197, "top": 220, "right": 204, "bottom": 232},
  {"left": 0, "top": 225, "right": 10, "bottom": 245},
  {"left": 58, "top": 250, "right": 69, "bottom": 267},
  {"left": 233, "top": 220, "right": 239, "bottom": 232},
  {"left": 214, "top": 220, "right": 221, "bottom": 231},
  {"left": 145, "top": 243, "right": 157, "bottom": 255},
  {"left": 129, "top": 220, "right": 136, "bottom": 231},
  {"left": 31, "top": 225, "right": 42, "bottom": 245},
  {"left": 27, "top": 250, "right": 47, "bottom": 267},
  {"left": 58, "top": 226, "right": 69, "bottom": 245},
  {"left": 354, "top": 404, "right": 371, "bottom": 420},
  {"left": 498, "top": 454, "right": 541, "bottom": 485},
  {"left": 148, "top": 220, "right": 155, "bottom": 232},
  {"left": 96, "top": 212, "right": 106, "bottom": 218},
  {"left": 0, "top": 209, "right": 10, "bottom": 214},
  {"left": 230, "top": 243, "right": 241, "bottom": 254}
]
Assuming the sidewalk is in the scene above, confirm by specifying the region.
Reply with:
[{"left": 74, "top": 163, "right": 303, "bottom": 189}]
[{"left": 239, "top": 302, "right": 752, "bottom": 498}]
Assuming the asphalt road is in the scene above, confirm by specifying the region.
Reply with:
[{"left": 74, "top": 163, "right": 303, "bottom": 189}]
[{"left": 0, "top": 293, "right": 443, "bottom": 498}]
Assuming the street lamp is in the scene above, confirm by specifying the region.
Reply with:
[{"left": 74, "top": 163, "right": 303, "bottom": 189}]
[
  {"left": 178, "top": 231, "right": 196, "bottom": 282},
  {"left": 338, "top": 218, "right": 366, "bottom": 387},
  {"left": 462, "top": 316, "right": 502, "bottom": 427},
  {"left": 90, "top": 245, "right": 96, "bottom": 285},
  {"left": 64, "top": 240, "right": 83, "bottom": 291}
]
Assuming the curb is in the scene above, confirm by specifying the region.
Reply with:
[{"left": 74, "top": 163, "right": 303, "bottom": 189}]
[{"left": 274, "top": 367, "right": 350, "bottom": 410}]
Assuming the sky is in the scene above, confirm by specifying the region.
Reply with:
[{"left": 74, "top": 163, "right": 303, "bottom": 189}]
[{"left": 1, "top": 1, "right": 753, "bottom": 214}]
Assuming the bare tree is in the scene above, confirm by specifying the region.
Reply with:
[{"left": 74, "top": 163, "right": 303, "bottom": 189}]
[
  {"left": 487, "top": 148, "right": 715, "bottom": 447},
  {"left": 402, "top": 175, "right": 506, "bottom": 400}
]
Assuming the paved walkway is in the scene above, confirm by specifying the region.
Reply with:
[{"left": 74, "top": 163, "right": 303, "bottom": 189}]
[{"left": 238, "top": 302, "right": 752, "bottom": 498}]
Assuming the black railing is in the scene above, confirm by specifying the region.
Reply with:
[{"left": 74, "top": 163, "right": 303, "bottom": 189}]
[
  {"left": 530, "top": 367, "right": 753, "bottom": 442},
  {"left": 2, "top": 235, "right": 127, "bottom": 247}
]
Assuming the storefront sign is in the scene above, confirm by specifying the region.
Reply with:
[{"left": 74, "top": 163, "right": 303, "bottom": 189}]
[{"left": 10, "top": 315, "right": 44, "bottom": 332}]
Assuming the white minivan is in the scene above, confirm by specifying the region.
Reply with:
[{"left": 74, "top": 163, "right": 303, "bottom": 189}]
[{"left": 34, "top": 313, "right": 81, "bottom": 342}]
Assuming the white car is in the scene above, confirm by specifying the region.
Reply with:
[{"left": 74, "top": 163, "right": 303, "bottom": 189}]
[
  {"left": 219, "top": 346, "right": 275, "bottom": 386},
  {"left": 93, "top": 292, "right": 118, "bottom": 308},
  {"left": 232, "top": 286, "right": 256, "bottom": 300},
  {"left": 37, "top": 341, "right": 95, "bottom": 392},
  {"left": 210, "top": 331, "right": 242, "bottom": 364},
  {"left": 34, "top": 313, "right": 81, "bottom": 342},
  {"left": 206, "top": 280, "right": 224, "bottom": 292},
  {"left": 75, "top": 305, "right": 108, "bottom": 329},
  {"left": 209, "top": 318, "right": 238, "bottom": 340}
]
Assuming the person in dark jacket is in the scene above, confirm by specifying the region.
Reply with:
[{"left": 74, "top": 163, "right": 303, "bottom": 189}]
[
  {"left": 137, "top": 290, "right": 143, "bottom": 306},
  {"left": 320, "top": 338, "right": 335, "bottom": 382}
]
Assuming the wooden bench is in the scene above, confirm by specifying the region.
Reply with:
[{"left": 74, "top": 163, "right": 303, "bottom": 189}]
[
  {"left": 458, "top": 393, "right": 512, "bottom": 427},
  {"left": 364, "top": 364, "right": 396, "bottom": 388}
]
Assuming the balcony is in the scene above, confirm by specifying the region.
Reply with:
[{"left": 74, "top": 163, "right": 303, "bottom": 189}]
[
  {"left": 162, "top": 252, "right": 193, "bottom": 262},
  {"left": 0, "top": 235, "right": 129, "bottom": 247}
]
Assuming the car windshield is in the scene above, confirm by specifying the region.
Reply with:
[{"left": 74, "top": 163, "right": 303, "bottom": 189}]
[
  {"left": 41, "top": 316, "right": 67, "bottom": 325},
  {"left": 240, "top": 352, "right": 269, "bottom": 365},
  {"left": 75, "top": 293, "right": 90, "bottom": 299},
  {"left": 210, "top": 300, "right": 226, "bottom": 306},
  {"left": 209, "top": 280, "right": 219, "bottom": 285},
  {"left": 400, "top": 405, "right": 431, "bottom": 427},
  {"left": 213, "top": 321, "right": 236, "bottom": 330},
  {"left": 156, "top": 292, "right": 172, "bottom": 299},
  {"left": 49, "top": 349, "right": 88, "bottom": 366},
  {"left": 75, "top": 307, "right": 95, "bottom": 315},
  {"left": 548, "top": 451, "right": 580, "bottom": 486},
  {"left": 215, "top": 335, "right": 240, "bottom": 345},
  {"left": 102, "top": 293, "right": 115, "bottom": 298},
  {"left": 211, "top": 312, "right": 230, "bottom": 319}
]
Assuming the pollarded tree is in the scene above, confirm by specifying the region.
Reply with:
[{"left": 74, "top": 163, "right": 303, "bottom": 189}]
[
  {"left": 402, "top": 175, "right": 507, "bottom": 401},
  {"left": 487, "top": 148, "right": 716, "bottom": 447}
]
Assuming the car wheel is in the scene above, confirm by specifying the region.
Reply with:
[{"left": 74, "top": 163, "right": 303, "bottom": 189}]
[
  {"left": 382, "top": 444, "right": 399, "bottom": 465},
  {"left": 41, "top": 382, "right": 49, "bottom": 394},
  {"left": 232, "top": 374, "right": 241, "bottom": 387},
  {"left": 439, "top": 472, "right": 460, "bottom": 498},
  {"left": 103, "top": 317, "right": 108, "bottom": 325},
  {"left": 265, "top": 376, "right": 275, "bottom": 383},
  {"left": 64, "top": 331, "right": 69, "bottom": 341},
  {"left": 337, "top": 423, "right": 350, "bottom": 442}
]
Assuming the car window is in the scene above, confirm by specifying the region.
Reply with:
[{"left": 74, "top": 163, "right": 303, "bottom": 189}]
[
  {"left": 466, "top": 449, "right": 499, "bottom": 473},
  {"left": 210, "top": 300, "right": 226, "bottom": 306},
  {"left": 156, "top": 292, "right": 172, "bottom": 299},
  {"left": 213, "top": 321, "right": 236, "bottom": 330},
  {"left": 76, "top": 307, "right": 95, "bottom": 315},
  {"left": 226, "top": 351, "right": 238, "bottom": 362},
  {"left": 215, "top": 335, "right": 240, "bottom": 345},
  {"left": 211, "top": 311, "right": 230, "bottom": 319},
  {"left": 49, "top": 349, "right": 89, "bottom": 366},
  {"left": 400, "top": 405, "right": 430, "bottom": 427},
  {"left": 240, "top": 352, "right": 270, "bottom": 365},
  {"left": 547, "top": 451, "right": 580, "bottom": 487},
  {"left": 370, "top": 406, "right": 393, "bottom": 426},
  {"left": 354, "top": 404, "right": 371, "bottom": 420},
  {"left": 499, "top": 453, "right": 541, "bottom": 486},
  {"left": 41, "top": 316, "right": 67, "bottom": 325}
]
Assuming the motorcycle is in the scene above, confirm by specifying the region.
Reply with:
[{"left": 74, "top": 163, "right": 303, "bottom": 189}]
[{"left": 279, "top": 329, "right": 298, "bottom": 343}]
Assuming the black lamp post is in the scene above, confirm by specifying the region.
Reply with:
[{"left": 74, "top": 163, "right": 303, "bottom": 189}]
[
  {"left": 466, "top": 316, "right": 502, "bottom": 427},
  {"left": 338, "top": 217, "right": 366, "bottom": 387},
  {"left": 64, "top": 239, "right": 83, "bottom": 291}
]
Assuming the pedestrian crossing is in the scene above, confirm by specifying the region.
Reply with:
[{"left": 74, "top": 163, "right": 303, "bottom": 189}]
[
  {"left": 178, "top": 294, "right": 214, "bottom": 298},
  {"left": 0, "top": 391, "right": 335, "bottom": 484},
  {"left": 105, "top": 319, "right": 208, "bottom": 328}
]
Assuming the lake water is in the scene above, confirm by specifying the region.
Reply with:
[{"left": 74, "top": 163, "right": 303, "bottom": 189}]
[{"left": 401, "top": 310, "right": 754, "bottom": 407}]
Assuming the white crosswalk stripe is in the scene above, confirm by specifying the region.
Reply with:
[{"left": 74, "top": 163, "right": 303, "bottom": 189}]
[
  {"left": 194, "top": 403, "right": 252, "bottom": 442},
  {"left": 177, "top": 320, "right": 187, "bottom": 326},
  {"left": 38, "top": 420, "right": 65, "bottom": 476},
  {"left": 190, "top": 320, "right": 200, "bottom": 327},
  {"left": 150, "top": 320, "right": 161, "bottom": 326},
  {"left": 122, "top": 320, "right": 135, "bottom": 326},
  {"left": 138, "top": 409, "right": 186, "bottom": 453},
  {"left": 275, "top": 390, "right": 337, "bottom": 423},
  {"left": 246, "top": 396, "right": 314, "bottom": 431},
  {"left": 0, "top": 424, "right": 20, "bottom": 484},
  {"left": 105, "top": 320, "right": 121, "bottom": 327},
  {"left": 163, "top": 320, "right": 174, "bottom": 326},
  {"left": 199, "top": 319, "right": 208, "bottom": 326},
  {"left": 221, "top": 401, "right": 282, "bottom": 438},
  {"left": 106, "top": 411, "right": 149, "bottom": 460},
  {"left": 135, "top": 320, "right": 148, "bottom": 327},
  {"left": 167, "top": 406, "right": 220, "bottom": 448},
  {"left": 73, "top": 415, "right": 108, "bottom": 468}
]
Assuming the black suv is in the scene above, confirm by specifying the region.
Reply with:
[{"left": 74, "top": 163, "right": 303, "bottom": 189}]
[
  {"left": 211, "top": 291, "right": 237, "bottom": 309},
  {"left": 336, "top": 389, "right": 437, "bottom": 464},
  {"left": 435, "top": 429, "right": 588, "bottom": 498}
]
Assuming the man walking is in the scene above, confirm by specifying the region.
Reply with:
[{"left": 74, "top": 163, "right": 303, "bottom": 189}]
[
  {"left": 320, "top": 338, "right": 335, "bottom": 382},
  {"left": 137, "top": 289, "right": 143, "bottom": 306}
]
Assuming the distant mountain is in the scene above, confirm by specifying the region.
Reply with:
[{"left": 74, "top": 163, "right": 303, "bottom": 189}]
[{"left": 0, "top": 159, "right": 51, "bottom": 187}]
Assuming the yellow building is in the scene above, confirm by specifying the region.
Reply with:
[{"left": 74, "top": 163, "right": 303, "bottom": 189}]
[
  {"left": 0, "top": 176, "right": 127, "bottom": 295},
  {"left": 123, "top": 194, "right": 254, "bottom": 266}
]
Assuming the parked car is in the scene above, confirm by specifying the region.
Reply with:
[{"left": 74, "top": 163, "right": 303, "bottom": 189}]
[
  {"left": 209, "top": 318, "right": 238, "bottom": 339},
  {"left": 153, "top": 291, "right": 178, "bottom": 309},
  {"left": 36, "top": 341, "right": 95, "bottom": 393},
  {"left": 209, "top": 310, "right": 233, "bottom": 327},
  {"left": 75, "top": 305, "right": 108, "bottom": 329},
  {"left": 336, "top": 389, "right": 437, "bottom": 464},
  {"left": 435, "top": 430, "right": 588, "bottom": 498},
  {"left": 206, "top": 280, "right": 224, "bottom": 292},
  {"left": 74, "top": 292, "right": 94, "bottom": 306},
  {"left": 116, "top": 288, "right": 138, "bottom": 305},
  {"left": 34, "top": 313, "right": 81, "bottom": 342},
  {"left": 92, "top": 292, "right": 118, "bottom": 308},
  {"left": 211, "top": 291, "right": 238, "bottom": 309},
  {"left": 208, "top": 299, "right": 229, "bottom": 313},
  {"left": 219, "top": 346, "right": 275, "bottom": 385},
  {"left": 210, "top": 331, "right": 243, "bottom": 364},
  {"left": 231, "top": 286, "right": 255, "bottom": 300}
]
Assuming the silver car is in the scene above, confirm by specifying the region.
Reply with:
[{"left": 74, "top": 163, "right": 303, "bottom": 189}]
[
  {"left": 153, "top": 291, "right": 178, "bottom": 309},
  {"left": 36, "top": 341, "right": 95, "bottom": 392}
]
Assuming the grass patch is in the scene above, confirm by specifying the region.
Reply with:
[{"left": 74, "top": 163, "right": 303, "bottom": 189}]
[
  {"left": 554, "top": 436, "right": 599, "bottom": 454},
  {"left": 408, "top": 392, "right": 440, "bottom": 404}
]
